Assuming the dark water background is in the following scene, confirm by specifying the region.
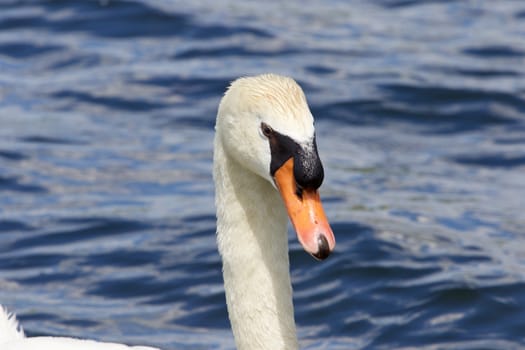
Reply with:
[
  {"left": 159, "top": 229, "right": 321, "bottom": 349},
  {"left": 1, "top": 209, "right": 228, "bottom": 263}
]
[{"left": 1, "top": 1, "right": 525, "bottom": 349}]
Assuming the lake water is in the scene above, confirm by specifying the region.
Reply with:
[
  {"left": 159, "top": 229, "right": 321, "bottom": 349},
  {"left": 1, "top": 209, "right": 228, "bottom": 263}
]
[{"left": 1, "top": 1, "right": 525, "bottom": 349}]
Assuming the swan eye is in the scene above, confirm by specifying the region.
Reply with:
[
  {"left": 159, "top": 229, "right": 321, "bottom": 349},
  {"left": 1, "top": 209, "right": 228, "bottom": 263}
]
[{"left": 261, "top": 122, "right": 274, "bottom": 137}]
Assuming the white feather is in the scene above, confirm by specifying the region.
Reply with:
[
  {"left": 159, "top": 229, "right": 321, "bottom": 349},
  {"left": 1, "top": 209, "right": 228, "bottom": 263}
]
[
  {"left": 214, "top": 73, "right": 317, "bottom": 350},
  {"left": 0, "top": 306, "right": 159, "bottom": 349},
  {"left": 0, "top": 305, "right": 25, "bottom": 343}
]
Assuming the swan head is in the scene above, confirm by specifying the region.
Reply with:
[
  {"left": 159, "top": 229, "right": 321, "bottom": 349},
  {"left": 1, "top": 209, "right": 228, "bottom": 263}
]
[{"left": 216, "top": 73, "right": 335, "bottom": 259}]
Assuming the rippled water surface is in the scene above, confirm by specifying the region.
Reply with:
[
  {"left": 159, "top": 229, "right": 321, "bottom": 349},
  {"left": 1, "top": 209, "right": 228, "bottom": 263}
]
[{"left": 1, "top": 1, "right": 525, "bottom": 349}]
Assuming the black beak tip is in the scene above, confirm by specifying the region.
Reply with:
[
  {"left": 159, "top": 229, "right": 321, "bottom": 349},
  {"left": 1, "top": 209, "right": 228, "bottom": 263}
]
[{"left": 312, "top": 234, "right": 331, "bottom": 260}]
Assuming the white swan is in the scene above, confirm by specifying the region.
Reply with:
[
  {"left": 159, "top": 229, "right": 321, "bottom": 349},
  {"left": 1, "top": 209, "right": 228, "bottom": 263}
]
[
  {"left": 214, "top": 74, "right": 335, "bottom": 349},
  {"left": 0, "top": 73, "right": 335, "bottom": 350}
]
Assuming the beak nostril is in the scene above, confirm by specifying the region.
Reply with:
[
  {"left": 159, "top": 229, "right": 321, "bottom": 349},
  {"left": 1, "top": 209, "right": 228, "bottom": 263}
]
[
  {"left": 312, "top": 235, "right": 330, "bottom": 260},
  {"left": 295, "top": 182, "right": 303, "bottom": 199}
]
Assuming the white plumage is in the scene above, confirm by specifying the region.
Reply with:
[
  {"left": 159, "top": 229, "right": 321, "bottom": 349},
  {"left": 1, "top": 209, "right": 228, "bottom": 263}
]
[
  {"left": 214, "top": 74, "right": 333, "bottom": 349},
  {"left": 0, "top": 305, "right": 158, "bottom": 349}
]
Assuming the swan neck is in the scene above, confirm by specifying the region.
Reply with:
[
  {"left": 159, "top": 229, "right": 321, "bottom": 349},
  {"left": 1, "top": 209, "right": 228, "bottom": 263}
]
[{"left": 214, "top": 141, "right": 298, "bottom": 350}]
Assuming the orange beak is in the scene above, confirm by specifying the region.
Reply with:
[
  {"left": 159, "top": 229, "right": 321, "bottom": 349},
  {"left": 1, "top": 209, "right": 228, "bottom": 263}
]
[{"left": 274, "top": 158, "right": 335, "bottom": 260}]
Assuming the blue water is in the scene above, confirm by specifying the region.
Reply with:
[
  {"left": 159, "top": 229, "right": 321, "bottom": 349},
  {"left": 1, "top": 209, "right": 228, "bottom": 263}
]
[{"left": 1, "top": 0, "right": 525, "bottom": 349}]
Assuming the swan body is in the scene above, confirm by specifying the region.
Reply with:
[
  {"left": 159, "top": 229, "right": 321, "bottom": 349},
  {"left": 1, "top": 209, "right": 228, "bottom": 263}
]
[
  {"left": 214, "top": 74, "right": 335, "bottom": 350},
  {"left": 0, "top": 73, "right": 335, "bottom": 350},
  {"left": 0, "top": 306, "right": 158, "bottom": 350}
]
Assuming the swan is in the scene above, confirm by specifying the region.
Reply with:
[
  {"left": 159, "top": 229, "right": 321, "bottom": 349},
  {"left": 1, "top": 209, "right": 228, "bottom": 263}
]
[
  {"left": 0, "top": 73, "right": 335, "bottom": 350},
  {"left": 214, "top": 73, "right": 335, "bottom": 349}
]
